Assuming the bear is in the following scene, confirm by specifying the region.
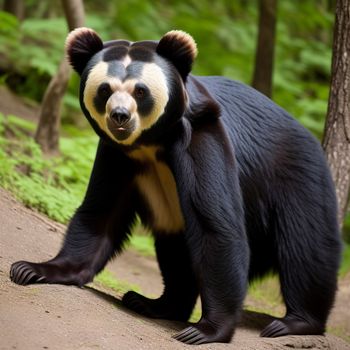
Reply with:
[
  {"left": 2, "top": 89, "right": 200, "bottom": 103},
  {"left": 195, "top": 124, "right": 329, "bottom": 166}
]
[{"left": 10, "top": 28, "right": 342, "bottom": 345}]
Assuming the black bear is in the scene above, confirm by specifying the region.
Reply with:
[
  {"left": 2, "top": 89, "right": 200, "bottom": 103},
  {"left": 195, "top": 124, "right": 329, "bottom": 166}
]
[{"left": 10, "top": 28, "right": 342, "bottom": 345}]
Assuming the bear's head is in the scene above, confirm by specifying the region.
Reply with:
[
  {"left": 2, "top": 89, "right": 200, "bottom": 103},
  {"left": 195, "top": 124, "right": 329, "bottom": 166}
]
[{"left": 65, "top": 27, "right": 197, "bottom": 146}]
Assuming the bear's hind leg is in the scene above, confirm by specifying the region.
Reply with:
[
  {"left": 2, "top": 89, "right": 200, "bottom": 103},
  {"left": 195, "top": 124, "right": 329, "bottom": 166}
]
[
  {"left": 261, "top": 191, "right": 341, "bottom": 337},
  {"left": 122, "top": 234, "right": 198, "bottom": 321}
]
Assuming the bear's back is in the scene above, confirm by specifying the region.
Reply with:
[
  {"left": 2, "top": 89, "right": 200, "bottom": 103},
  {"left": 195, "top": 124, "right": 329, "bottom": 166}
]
[{"left": 189, "top": 75, "right": 326, "bottom": 180}]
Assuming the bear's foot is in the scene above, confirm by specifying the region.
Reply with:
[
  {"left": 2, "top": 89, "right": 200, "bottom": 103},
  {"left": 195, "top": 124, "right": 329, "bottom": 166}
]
[
  {"left": 260, "top": 315, "right": 324, "bottom": 337},
  {"left": 10, "top": 261, "right": 47, "bottom": 285},
  {"left": 122, "top": 291, "right": 192, "bottom": 321},
  {"left": 10, "top": 260, "right": 93, "bottom": 287},
  {"left": 173, "top": 318, "right": 234, "bottom": 345}
]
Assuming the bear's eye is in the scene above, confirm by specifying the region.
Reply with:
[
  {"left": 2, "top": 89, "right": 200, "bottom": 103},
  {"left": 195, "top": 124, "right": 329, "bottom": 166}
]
[
  {"left": 97, "top": 83, "right": 112, "bottom": 99},
  {"left": 134, "top": 84, "right": 148, "bottom": 99}
]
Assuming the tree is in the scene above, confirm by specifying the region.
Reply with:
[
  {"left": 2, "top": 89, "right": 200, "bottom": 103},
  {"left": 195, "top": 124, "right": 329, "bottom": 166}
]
[
  {"left": 34, "top": 0, "right": 85, "bottom": 155},
  {"left": 252, "top": 0, "right": 277, "bottom": 98},
  {"left": 322, "top": 0, "right": 350, "bottom": 229},
  {"left": 3, "top": 0, "right": 24, "bottom": 21}
]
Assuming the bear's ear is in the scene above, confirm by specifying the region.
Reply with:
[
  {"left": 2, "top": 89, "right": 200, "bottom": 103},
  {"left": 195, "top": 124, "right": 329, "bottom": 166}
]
[
  {"left": 65, "top": 27, "right": 103, "bottom": 75},
  {"left": 156, "top": 30, "right": 197, "bottom": 81}
]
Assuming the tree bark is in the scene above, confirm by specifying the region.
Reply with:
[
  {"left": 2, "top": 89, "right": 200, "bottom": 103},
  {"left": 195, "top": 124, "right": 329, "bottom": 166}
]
[
  {"left": 61, "top": 0, "right": 85, "bottom": 31},
  {"left": 252, "top": 0, "right": 277, "bottom": 98},
  {"left": 34, "top": 0, "right": 85, "bottom": 155},
  {"left": 3, "top": 0, "right": 24, "bottom": 21},
  {"left": 322, "top": 0, "right": 350, "bottom": 229},
  {"left": 34, "top": 59, "right": 71, "bottom": 155}
]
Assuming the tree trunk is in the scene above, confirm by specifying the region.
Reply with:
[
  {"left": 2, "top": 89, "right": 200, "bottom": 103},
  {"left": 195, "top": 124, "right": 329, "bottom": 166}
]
[
  {"left": 3, "top": 0, "right": 24, "bottom": 21},
  {"left": 61, "top": 0, "right": 85, "bottom": 31},
  {"left": 34, "top": 59, "right": 71, "bottom": 155},
  {"left": 322, "top": 0, "right": 350, "bottom": 229},
  {"left": 252, "top": 0, "right": 277, "bottom": 98},
  {"left": 34, "top": 0, "right": 85, "bottom": 155}
]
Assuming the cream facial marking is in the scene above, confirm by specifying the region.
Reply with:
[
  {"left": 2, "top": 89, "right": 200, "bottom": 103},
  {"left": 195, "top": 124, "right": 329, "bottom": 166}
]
[
  {"left": 137, "top": 63, "right": 169, "bottom": 131},
  {"left": 129, "top": 146, "right": 185, "bottom": 233},
  {"left": 84, "top": 61, "right": 118, "bottom": 141},
  {"left": 83, "top": 61, "right": 138, "bottom": 142},
  {"left": 106, "top": 91, "right": 137, "bottom": 116},
  {"left": 100, "top": 62, "right": 170, "bottom": 146},
  {"left": 121, "top": 55, "right": 132, "bottom": 68},
  {"left": 84, "top": 60, "right": 169, "bottom": 146}
]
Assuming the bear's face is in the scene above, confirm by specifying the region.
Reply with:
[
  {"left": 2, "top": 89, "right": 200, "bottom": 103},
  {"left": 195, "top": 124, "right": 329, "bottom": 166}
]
[{"left": 66, "top": 28, "right": 197, "bottom": 146}]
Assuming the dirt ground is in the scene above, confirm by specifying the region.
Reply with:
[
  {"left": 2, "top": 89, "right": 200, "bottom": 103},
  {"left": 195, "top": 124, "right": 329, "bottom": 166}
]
[{"left": 0, "top": 188, "right": 349, "bottom": 350}]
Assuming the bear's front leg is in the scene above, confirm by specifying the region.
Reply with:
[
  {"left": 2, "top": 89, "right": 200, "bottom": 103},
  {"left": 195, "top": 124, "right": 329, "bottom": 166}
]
[
  {"left": 170, "top": 120, "right": 249, "bottom": 344},
  {"left": 10, "top": 140, "right": 136, "bottom": 287},
  {"left": 10, "top": 206, "right": 134, "bottom": 286}
]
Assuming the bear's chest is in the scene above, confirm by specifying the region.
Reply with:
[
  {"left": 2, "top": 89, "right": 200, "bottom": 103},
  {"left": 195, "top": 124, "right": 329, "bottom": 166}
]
[{"left": 129, "top": 147, "right": 185, "bottom": 233}]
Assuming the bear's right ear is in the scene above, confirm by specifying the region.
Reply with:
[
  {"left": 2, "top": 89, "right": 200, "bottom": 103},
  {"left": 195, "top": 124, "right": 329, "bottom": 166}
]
[{"left": 65, "top": 27, "right": 103, "bottom": 75}]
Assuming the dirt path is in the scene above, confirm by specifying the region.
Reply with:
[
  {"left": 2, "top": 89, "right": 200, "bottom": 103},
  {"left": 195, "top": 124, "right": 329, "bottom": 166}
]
[{"left": 0, "top": 188, "right": 349, "bottom": 350}]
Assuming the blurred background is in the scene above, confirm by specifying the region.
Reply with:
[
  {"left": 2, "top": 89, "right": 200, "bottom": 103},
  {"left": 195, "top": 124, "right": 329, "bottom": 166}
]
[
  {"left": 0, "top": 1, "right": 335, "bottom": 134},
  {"left": 0, "top": 1, "right": 348, "bottom": 262}
]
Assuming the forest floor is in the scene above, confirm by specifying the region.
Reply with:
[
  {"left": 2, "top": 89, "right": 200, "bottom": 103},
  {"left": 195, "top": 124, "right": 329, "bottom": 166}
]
[
  {"left": 1, "top": 184, "right": 350, "bottom": 350},
  {"left": 0, "top": 87, "right": 349, "bottom": 349}
]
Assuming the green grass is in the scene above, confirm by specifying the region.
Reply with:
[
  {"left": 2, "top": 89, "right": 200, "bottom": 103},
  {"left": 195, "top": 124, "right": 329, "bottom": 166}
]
[
  {"left": 248, "top": 275, "right": 282, "bottom": 306},
  {"left": 327, "top": 326, "right": 350, "bottom": 344},
  {"left": 93, "top": 269, "right": 140, "bottom": 295},
  {"left": 339, "top": 243, "right": 350, "bottom": 277},
  {"left": 189, "top": 307, "right": 201, "bottom": 323},
  {"left": 129, "top": 231, "right": 155, "bottom": 257},
  {"left": 0, "top": 113, "right": 97, "bottom": 223}
]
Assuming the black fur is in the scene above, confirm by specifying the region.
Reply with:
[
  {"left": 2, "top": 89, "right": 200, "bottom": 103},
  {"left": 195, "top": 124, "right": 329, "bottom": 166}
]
[
  {"left": 156, "top": 31, "right": 196, "bottom": 81},
  {"left": 66, "top": 28, "right": 103, "bottom": 74},
  {"left": 103, "top": 45, "right": 129, "bottom": 61},
  {"left": 133, "top": 83, "right": 155, "bottom": 117},
  {"left": 94, "top": 82, "right": 113, "bottom": 114},
  {"left": 11, "top": 29, "right": 342, "bottom": 345}
]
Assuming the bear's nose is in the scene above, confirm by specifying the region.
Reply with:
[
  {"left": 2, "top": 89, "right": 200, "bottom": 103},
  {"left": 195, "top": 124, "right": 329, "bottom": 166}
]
[{"left": 110, "top": 107, "right": 131, "bottom": 126}]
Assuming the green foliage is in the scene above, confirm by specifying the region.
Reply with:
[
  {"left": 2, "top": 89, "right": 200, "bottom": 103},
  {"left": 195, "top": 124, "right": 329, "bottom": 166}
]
[
  {"left": 0, "top": 113, "right": 97, "bottom": 223},
  {"left": 343, "top": 213, "right": 350, "bottom": 243},
  {"left": 339, "top": 243, "right": 350, "bottom": 277},
  {"left": 273, "top": 2, "right": 333, "bottom": 138},
  {"left": 0, "top": 11, "right": 65, "bottom": 100},
  {"left": 0, "top": 1, "right": 334, "bottom": 136},
  {"left": 94, "top": 269, "right": 140, "bottom": 295},
  {"left": 0, "top": 11, "right": 20, "bottom": 56},
  {"left": 129, "top": 233, "right": 155, "bottom": 257},
  {"left": 109, "top": 0, "right": 256, "bottom": 82}
]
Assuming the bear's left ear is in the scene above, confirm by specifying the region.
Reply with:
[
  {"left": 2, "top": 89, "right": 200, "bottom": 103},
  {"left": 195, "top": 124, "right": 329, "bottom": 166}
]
[
  {"left": 156, "top": 30, "right": 197, "bottom": 81},
  {"left": 65, "top": 27, "right": 103, "bottom": 75}
]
